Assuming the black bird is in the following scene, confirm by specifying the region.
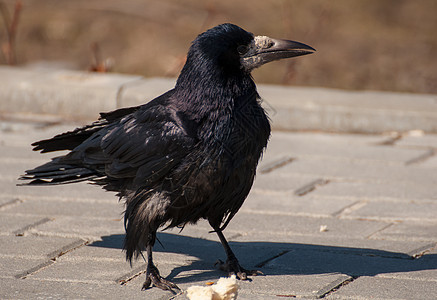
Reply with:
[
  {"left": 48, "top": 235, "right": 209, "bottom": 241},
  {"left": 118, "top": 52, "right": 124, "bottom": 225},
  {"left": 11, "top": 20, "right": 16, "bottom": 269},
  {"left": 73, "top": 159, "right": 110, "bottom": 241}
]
[{"left": 20, "top": 23, "right": 314, "bottom": 291}]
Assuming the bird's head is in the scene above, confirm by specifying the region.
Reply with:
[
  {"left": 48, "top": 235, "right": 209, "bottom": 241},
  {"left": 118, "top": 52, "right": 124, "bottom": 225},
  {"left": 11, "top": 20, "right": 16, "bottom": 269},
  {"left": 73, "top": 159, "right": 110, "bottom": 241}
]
[{"left": 181, "top": 23, "right": 315, "bottom": 77}]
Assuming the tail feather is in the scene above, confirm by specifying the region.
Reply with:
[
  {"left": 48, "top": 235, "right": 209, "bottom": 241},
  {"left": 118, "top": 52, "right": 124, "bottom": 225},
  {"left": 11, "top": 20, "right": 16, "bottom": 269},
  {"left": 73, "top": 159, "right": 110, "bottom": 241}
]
[
  {"left": 31, "top": 121, "right": 107, "bottom": 153},
  {"left": 19, "top": 157, "right": 98, "bottom": 186},
  {"left": 32, "top": 105, "right": 141, "bottom": 154}
]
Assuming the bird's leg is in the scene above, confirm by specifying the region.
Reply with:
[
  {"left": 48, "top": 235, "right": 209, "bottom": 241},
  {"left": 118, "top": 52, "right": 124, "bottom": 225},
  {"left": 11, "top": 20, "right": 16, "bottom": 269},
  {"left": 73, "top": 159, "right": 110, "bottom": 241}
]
[
  {"left": 213, "top": 226, "right": 262, "bottom": 280},
  {"left": 142, "top": 244, "right": 180, "bottom": 292}
]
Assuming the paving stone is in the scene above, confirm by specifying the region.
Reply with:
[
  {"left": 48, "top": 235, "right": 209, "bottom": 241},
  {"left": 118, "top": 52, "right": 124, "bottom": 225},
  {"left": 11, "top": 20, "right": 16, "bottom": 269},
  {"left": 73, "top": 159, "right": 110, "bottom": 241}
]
[
  {"left": 0, "top": 67, "right": 142, "bottom": 119},
  {"left": 0, "top": 121, "right": 83, "bottom": 148},
  {"left": 220, "top": 212, "right": 388, "bottom": 240},
  {"left": 3, "top": 198, "right": 123, "bottom": 219},
  {"left": 32, "top": 254, "right": 147, "bottom": 283},
  {"left": 310, "top": 180, "right": 437, "bottom": 202},
  {"left": 0, "top": 196, "right": 21, "bottom": 210},
  {"left": 0, "top": 213, "right": 48, "bottom": 234},
  {"left": 275, "top": 155, "right": 437, "bottom": 185},
  {"left": 259, "top": 85, "right": 437, "bottom": 133},
  {"left": 251, "top": 172, "right": 320, "bottom": 193},
  {"left": 427, "top": 246, "right": 437, "bottom": 255},
  {"left": 0, "top": 144, "right": 54, "bottom": 161},
  {"left": 263, "top": 248, "right": 437, "bottom": 279},
  {"left": 327, "top": 276, "right": 437, "bottom": 299},
  {"left": 152, "top": 231, "right": 281, "bottom": 270},
  {"left": 230, "top": 233, "right": 431, "bottom": 259},
  {"left": 265, "top": 131, "right": 427, "bottom": 164},
  {"left": 343, "top": 201, "right": 437, "bottom": 222},
  {"left": 118, "top": 77, "right": 176, "bottom": 108},
  {"left": 240, "top": 190, "right": 356, "bottom": 217},
  {"left": 376, "top": 253, "right": 437, "bottom": 282},
  {"left": 396, "top": 134, "right": 437, "bottom": 148},
  {"left": 0, "top": 277, "right": 171, "bottom": 300},
  {"left": 63, "top": 235, "right": 127, "bottom": 260},
  {"left": 417, "top": 154, "right": 437, "bottom": 168},
  {"left": 0, "top": 256, "right": 47, "bottom": 278},
  {"left": 372, "top": 221, "right": 437, "bottom": 242},
  {"left": 29, "top": 216, "right": 124, "bottom": 239},
  {"left": 0, "top": 235, "right": 85, "bottom": 258},
  {"left": 1, "top": 177, "right": 117, "bottom": 201},
  {"left": 236, "top": 273, "right": 350, "bottom": 298}
]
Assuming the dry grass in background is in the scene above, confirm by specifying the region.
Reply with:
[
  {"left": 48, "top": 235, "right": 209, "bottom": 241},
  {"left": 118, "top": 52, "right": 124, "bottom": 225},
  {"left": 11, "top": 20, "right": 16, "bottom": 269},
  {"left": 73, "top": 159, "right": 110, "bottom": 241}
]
[{"left": 1, "top": 0, "right": 436, "bottom": 93}]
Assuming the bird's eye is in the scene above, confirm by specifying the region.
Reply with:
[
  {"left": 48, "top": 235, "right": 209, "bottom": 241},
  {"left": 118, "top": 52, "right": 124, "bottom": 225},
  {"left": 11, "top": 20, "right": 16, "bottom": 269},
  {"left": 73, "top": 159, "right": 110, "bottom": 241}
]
[{"left": 237, "top": 45, "right": 249, "bottom": 55}]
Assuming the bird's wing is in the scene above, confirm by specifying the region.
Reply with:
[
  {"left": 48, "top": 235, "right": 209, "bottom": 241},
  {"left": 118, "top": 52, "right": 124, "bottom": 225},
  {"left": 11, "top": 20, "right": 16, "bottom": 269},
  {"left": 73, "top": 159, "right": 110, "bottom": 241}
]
[{"left": 88, "top": 103, "right": 196, "bottom": 187}]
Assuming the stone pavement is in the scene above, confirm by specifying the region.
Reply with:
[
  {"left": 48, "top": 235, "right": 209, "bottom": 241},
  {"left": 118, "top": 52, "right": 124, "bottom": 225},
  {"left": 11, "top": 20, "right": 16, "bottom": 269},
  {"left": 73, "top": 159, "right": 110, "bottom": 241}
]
[
  {"left": 0, "top": 66, "right": 436, "bottom": 299},
  {"left": 1, "top": 119, "right": 436, "bottom": 299}
]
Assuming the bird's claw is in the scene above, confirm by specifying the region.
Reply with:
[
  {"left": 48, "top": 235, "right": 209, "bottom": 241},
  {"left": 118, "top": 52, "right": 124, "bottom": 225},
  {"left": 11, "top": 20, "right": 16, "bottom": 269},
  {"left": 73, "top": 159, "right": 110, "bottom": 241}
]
[
  {"left": 142, "top": 264, "right": 180, "bottom": 293},
  {"left": 215, "top": 259, "right": 263, "bottom": 280}
]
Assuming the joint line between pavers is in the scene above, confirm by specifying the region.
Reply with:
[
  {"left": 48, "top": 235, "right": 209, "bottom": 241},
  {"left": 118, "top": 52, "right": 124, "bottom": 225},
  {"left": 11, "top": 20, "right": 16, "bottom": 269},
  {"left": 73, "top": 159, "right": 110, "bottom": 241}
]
[
  {"left": 317, "top": 274, "right": 357, "bottom": 298},
  {"left": 365, "top": 222, "right": 395, "bottom": 240},
  {"left": 116, "top": 264, "right": 147, "bottom": 285},
  {"left": 255, "top": 250, "right": 290, "bottom": 268},
  {"left": 46, "top": 238, "right": 88, "bottom": 259},
  {"left": 14, "top": 260, "right": 55, "bottom": 279},
  {"left": 408, "top": 242, "right": 437, "bottom": 259},
  {"left": 259, "top": 156, "right": 295, "bottom": 174},
  {"left": 331, "top": 200, "right": 367, "bottom": 217},
  {"left": 13, "top": 217, "right": 53, "bottom": 236},
  {"left": 294, "top": 178, "right": 330, "bottom": 196},
  {"left": 374, "top": 133, "right": 402, "bottom": 146},
  {"left": 405, "top": 148, "right": 436, "bottom": 165},
  {"left": 0, "top": 198, "right": 22, "bottom": 210}
]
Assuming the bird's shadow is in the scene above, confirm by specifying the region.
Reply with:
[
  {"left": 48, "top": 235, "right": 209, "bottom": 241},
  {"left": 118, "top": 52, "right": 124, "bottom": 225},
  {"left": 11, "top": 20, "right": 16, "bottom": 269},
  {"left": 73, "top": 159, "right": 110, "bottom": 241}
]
[{"left": 89, "top": 232, "right": 437, "bottom": 284}]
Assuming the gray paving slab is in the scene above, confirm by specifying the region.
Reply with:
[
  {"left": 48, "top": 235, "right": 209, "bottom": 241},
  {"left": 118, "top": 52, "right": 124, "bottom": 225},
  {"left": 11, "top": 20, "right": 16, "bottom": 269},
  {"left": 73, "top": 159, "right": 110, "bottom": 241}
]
[
  {"left": 251, "top": 172, "right": 321, "bottom": 193},
  {"left": 376, "top": 253, "right": 437, "bottom": 282},
  {"left": 0, "top": 121, "right": 82, "bottom": 148},
  {"left": 258, "top": 85, "right": 437, "bottom": 133},
  {"left": 1, "top": 178, "right": 117, "bottom": 201},
  {"left": 396, "top": 134, "right": 437, "bottom": 148},
  {"left": 372, "top": 221, "right": 437, "bottom": 242},
  {"left": 31, "top": 255, "right": 146, "bottom": 284},
  {"left": 264, "top": 131, "right": 427, "bottom": 164},
  {"left": 209, "top": 212, "right": 389, "bottom": 240},
  {"left": 240, "top": 190, "right": 357, "bottom": 218},
  {"left": 0, "top": 277, "right": 172, "bottom": 300},
  {"left": 262, "top": 247, "right": 433, "bottom": 279},
  {"left": 417, "top": 154, "right": 437, "bottom": 168},
  {"left": 274, "top": 155, "right": 437, "bottom": 185},
  {"left": 229, "top": 233, "right": 433, "bottom": 258},
  {"left": 117, "top": 77, "right": 176, "bottom": 108},
  {"left": 0, "top": 213, "right": 44, "bottom": 234},
  {"left": 0, "top": 256, "right": 49, "bottom": 278},
  {"left": 309, "top": 180, "right": 437, "bottom": 202},
  {"left": 0, "top": 234, "right": 85, "bottom": 259},
  {"left": 2, "top": 197, "right": 123, "bottom": 219},
  {"left": 326, "top": 276, "right": 437, "bottom": 300},
  {"left": 343, "top": 200, "right": 437, "bottom": 222},
  {"left": 0, "top": 66, "right": 142, "bottom": 119},
  {"left": 28, "top": 216, "right": 124, "bottom": 239},
  {"left": 236, "top": 273, "right": 350, "bottom": 299}
]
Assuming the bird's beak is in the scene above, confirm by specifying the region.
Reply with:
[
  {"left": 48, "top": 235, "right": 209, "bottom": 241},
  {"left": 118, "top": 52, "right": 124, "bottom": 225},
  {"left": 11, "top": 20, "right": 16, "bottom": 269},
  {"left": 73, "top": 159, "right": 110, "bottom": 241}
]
[{"left": 241, "top": 36, "right": 316, "bottom": 71}]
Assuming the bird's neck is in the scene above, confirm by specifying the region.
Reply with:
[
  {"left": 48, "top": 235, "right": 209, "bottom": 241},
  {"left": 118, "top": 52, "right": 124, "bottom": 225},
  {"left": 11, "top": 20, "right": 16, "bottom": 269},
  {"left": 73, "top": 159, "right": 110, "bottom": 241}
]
[{"left": 173, "top": 66, "right": 256, "bottom": 121}]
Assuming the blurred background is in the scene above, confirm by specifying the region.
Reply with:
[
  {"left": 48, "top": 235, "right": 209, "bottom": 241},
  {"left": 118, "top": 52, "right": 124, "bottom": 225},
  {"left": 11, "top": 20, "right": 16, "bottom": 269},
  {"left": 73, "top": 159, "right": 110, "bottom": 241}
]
[{"left": 1, "top": 0, "right": 436, "bottom": 93}]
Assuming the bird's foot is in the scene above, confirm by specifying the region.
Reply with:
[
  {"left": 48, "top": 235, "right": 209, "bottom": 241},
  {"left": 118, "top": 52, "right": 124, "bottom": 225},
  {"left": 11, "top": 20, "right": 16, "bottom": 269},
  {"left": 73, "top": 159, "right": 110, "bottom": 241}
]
[
  {"left": 142, "top": 263, "right": 180, "bottom": 293},
  {"left": 215, "top": 258, "right": 263, "bottom": 280}
]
